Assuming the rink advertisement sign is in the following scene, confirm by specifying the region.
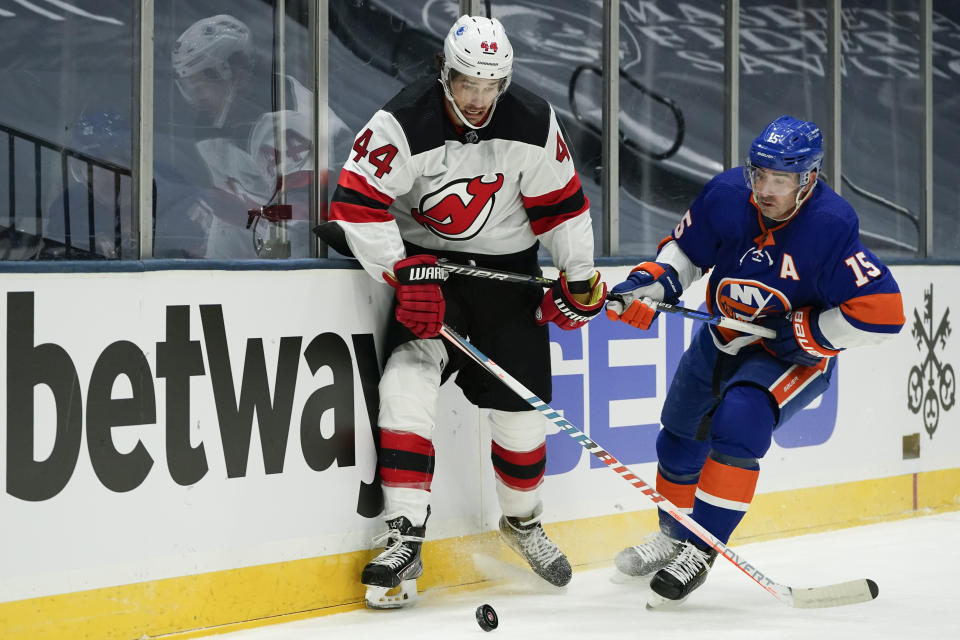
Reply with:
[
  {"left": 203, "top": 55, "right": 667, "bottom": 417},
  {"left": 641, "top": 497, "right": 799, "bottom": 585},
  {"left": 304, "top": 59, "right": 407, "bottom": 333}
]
[
  {"left": 4, "top": 290, "right": 385, "bottom": 509},
  {"left": 0, "top": 267, "right": 391, "bottom": 602},
  {"left": 906, "top": 284, "right": 955, "bottom": 438},
  {"left": 0, "top": 263, "right": 957, "bottom": 604}
]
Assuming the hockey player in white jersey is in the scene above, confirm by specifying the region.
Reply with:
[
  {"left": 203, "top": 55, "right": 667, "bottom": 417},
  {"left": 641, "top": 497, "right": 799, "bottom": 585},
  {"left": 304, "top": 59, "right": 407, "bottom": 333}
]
[
  {"left": 326, "top": 15, "right": 607, "bottom": 608},
  {"left": 171, "top": 13, "right": 347, "bottom": 258}
]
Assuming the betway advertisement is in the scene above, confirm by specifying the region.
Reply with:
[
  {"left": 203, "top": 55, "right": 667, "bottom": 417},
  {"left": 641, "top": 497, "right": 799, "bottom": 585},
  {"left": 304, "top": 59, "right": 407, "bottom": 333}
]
[{"left": 1, "top": 264, "right": 956, "bottom": 603}]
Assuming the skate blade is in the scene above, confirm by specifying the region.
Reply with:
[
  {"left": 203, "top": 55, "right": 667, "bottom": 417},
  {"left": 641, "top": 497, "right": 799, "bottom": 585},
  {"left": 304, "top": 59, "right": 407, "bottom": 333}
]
[
  {"left": 645, "top": 592, "right": 688, "bottom": 610},
  {"left": 364, "top": 580, "right": 418, "bottom": 609}
]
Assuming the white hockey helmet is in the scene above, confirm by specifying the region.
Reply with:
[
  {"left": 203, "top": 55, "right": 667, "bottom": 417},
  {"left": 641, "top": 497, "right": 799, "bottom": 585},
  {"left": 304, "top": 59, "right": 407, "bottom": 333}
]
[
  {"left": 172, "top": 15, "right": 252, "bottom": 125},
  {"left": 172, "top": 14, "right": 252, "bottom": 90},
  {"left": 441, "top": 15, "right": 513, "bottom": 129},
  {"left": 172, "top": 14, "right": 251, "bottom": 79}
]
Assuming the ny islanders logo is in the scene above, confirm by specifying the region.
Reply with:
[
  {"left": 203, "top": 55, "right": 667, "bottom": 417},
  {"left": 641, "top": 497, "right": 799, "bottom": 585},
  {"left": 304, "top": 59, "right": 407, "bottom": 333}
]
[
  {"left": 715, "top": 278, "right": 790, "bottom": 321},
  {"left": 412, "top": 174, "right": 504, "bottom": 240}
]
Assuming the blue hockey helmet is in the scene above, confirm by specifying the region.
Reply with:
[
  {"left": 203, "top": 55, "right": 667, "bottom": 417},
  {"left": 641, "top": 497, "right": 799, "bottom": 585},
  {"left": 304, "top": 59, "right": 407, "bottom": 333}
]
[{"left": 749, "top": 115, "right": 823, "bottom": 175}]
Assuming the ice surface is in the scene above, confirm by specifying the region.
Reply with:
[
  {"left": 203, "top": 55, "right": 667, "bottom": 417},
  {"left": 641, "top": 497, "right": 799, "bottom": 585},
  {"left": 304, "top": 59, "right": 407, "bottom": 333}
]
[{"left": 214, "top": 511, "right": 960, "bottom": 639}]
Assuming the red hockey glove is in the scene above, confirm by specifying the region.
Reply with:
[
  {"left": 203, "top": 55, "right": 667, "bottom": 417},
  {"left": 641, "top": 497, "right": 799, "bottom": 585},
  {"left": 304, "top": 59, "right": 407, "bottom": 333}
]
[
  {"left": 605, "top": 262, "right": 682, "bottom": 330},
  {"left": 536, "top": 271, "right": 607, "bottom": 331},
  {"left": 384, "top": 255, "right": 448, "bottom": 339},
  {"left": 758, "top": 307, "right": 841, "bottom": 367}
]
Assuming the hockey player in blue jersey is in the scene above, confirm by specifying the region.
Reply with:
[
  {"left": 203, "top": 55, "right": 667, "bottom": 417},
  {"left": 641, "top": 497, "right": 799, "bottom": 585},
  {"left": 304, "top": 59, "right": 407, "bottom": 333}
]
[{"left": 605, "top": 115, "right": 905, "bottom": 607}]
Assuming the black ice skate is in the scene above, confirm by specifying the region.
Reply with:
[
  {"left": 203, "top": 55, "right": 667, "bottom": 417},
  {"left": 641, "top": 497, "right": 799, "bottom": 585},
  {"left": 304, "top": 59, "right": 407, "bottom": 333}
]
[
  {"left": 613, "top": 531, "right": 680, "bottom": 581},
  {"left": 499, "top": 513, "right": 572, "bottom": 587},
  {"left": 647, "top": 540, "right": 718, "bottom": 609},
  {"left": 361, "top": 513, "right": 427, "bottom": 609}
]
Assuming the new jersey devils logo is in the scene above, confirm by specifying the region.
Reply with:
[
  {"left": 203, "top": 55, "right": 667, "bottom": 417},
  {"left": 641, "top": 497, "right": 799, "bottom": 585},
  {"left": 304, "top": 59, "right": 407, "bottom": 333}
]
[
  {"left": 715, "top": 278, "right": 790, "bottom": 321},
  {"left": 412, "top": 174, "right": 504, "bottom": 240}
]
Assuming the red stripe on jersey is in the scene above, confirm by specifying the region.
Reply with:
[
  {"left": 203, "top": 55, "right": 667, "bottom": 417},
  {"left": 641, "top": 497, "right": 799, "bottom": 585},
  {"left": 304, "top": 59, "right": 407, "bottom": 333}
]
[
  {"left": 338, "top": 169, "right": 394, "bottom": 206},
  {"left": 379, "top": 429, "right": 435, "bottom": 491},
  {"left": 528, "top": 199, "right": 590, "bottom": 235},
  {"left": 493, "top": 473, "right": 543, "bottom": 491},
  {"left": 840, "top": 292, "right": 905, "bottom": 328},
  {"left": 380, "top": 429, "right": 435, "bottom": 456},
  {"left": 380, "top": 468, "right": 433, "bottom": 491},
  {"left": 655, "top": 469, "right": 696, "bottom": 509},
  {"left": 522, "top": 173, "right": 583, "bottom": 209},
  {"left": 328, "top": 201, "right": 394, "bottom": 224},
  {"left": 491, "top": 442, "right": 545, "bottom": 491},
  {"left": 769, "top": 358, "right": 828, "bottom": 407},
  {"left": 698, "top": 457, "right": 759, "bottom": 504},
  {"left": 491, "top": 441, "right": 545, "bottom": 466}
]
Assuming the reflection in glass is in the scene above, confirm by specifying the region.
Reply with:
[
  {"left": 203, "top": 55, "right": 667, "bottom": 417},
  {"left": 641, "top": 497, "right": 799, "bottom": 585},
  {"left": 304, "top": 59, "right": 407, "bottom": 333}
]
[
  {"left": 616, "top": 1, "right": 725, "bottom": 256},
  {"left": 153, "top": 1, "right": 316, "bottom": 259},
  {"left": 0, "top": 2, "right": 134, "bottom": 259},
  {"left": 933, "top": 1, "right": 960, "bottom": 258},
  {"left": 841, "top": 0, "right": 922, "bottom": 259}
]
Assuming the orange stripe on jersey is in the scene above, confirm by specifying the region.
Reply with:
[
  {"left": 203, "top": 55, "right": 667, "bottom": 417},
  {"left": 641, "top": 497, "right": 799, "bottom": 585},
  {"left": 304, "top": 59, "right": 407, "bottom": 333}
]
[
  {"left": 698, "top": 457, "right": 759, "bottom": 505},
  {"left": 840, "top": 293, "right": 905, "bottom": 327},
  {"left": 337, "top": 169, "right": 394, "bottom": 205},
  {"left": 631, "top": 261, "right": 665, "bottom": 278},
  {"left": 655, "top": 470, "right": 696, "bottom": 510},
  {"left": 769, "top": 358, "right": 828, "bottom": 408},
  {"left": 656, "top": 235, "right": 675, "bottom": 253},
  {"left": 328, "top": 201, "right": 394, "bottom": 224}
]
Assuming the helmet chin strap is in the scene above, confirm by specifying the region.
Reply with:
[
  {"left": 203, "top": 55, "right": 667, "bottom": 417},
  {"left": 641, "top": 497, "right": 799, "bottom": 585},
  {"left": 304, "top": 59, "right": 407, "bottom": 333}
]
[
  {"left": 438, "top": 76, "right": 504, "bottom": 131},
  {"left": 211, "top": 83, "right": 236, "bottom": 128}
]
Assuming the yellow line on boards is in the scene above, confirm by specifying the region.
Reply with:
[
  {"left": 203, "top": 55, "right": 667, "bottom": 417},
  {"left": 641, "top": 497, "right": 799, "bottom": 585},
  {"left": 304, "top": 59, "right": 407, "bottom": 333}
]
[{"left": 1, "top": 469, "right": 957, "bottom": 640}]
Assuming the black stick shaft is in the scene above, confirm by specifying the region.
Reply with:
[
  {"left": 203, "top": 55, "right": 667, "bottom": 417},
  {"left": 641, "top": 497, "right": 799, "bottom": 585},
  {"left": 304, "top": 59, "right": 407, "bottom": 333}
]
[{"left": 436, "top": 260, "right": 774, "bottom": 338}]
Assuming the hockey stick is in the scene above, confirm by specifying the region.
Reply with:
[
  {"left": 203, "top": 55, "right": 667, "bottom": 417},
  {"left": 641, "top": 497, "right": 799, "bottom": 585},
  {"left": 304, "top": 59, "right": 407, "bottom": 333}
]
[
  {"left": 438, "top": 323, "right": 878, "bottom": 609},
  {"left": 436, "top": 260, "right": 775, "bottom": 339}
]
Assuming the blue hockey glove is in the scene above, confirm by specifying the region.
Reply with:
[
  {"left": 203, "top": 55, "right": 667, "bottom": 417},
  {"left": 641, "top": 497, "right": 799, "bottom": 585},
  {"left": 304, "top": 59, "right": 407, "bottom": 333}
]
[
  {"left": 605, "top": 262, "right": 682, "bottom": 330},
  {"left": 758, "top": 307, "right": 841, "bottom": 367}
]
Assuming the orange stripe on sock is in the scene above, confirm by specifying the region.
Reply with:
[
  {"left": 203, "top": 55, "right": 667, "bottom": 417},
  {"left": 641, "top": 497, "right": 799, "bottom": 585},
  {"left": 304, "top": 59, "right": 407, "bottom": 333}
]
[
  {"left": 698, "top": 457, "right": 758, "bottom": 504},
  {"left": 656, "top": 470, "right": 697, "bottom": 510}
]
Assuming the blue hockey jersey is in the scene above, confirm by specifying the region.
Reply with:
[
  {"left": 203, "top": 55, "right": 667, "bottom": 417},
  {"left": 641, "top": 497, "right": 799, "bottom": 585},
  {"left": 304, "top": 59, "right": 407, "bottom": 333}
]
[{"left": 661, "top": 168, "right": 905, "bottom": 354}]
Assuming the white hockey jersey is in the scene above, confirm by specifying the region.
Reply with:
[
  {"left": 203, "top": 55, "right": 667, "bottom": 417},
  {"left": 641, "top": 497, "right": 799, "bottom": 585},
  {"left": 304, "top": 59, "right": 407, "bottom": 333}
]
[{"left": 328, "top": 77, "right": 596, "bottom": 283}]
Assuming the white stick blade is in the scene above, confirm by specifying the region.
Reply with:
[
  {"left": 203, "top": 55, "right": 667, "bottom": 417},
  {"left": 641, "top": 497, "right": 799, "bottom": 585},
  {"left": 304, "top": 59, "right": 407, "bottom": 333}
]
[{"left": 790, "top": 578, "right": 879, "bottom": 609}]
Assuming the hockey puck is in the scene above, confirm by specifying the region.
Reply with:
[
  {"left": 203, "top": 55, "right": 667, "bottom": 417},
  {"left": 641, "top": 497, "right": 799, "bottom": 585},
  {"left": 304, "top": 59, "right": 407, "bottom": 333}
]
[{"left": 475, "top": 604, "right": 498, "bottom": 631}]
